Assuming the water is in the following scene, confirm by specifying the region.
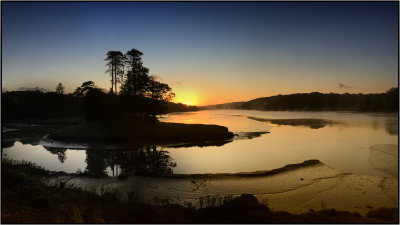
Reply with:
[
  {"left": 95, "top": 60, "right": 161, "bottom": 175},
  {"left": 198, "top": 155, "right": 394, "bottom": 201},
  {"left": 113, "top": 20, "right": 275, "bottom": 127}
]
[
  {"left": 2, "top": 110, "right": 398, "bottom": 177},
  {"left": 161, "top": 110, "right": 398, "bottom": 177}
]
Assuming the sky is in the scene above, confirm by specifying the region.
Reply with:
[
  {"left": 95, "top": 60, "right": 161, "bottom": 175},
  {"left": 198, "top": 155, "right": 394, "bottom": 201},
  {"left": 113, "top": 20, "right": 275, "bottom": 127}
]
[{"left": 2, "top": 2, "right": 398, "bottom": 106}]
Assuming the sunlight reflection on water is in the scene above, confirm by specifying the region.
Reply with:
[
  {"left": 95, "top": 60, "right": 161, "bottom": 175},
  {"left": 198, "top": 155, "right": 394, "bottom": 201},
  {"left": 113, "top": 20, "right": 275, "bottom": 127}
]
[
  {"left": 159, "top": 110, "right": 398, "bottom": 176},
  {"left": 2, "top": 110, "right": 398, "bottom": 177}
]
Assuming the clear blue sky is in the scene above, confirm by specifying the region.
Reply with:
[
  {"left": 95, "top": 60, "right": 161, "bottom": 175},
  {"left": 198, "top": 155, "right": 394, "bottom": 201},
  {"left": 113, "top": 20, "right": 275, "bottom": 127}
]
[{"left": 2, "top": 2, "right": 398, "bottom": 105}]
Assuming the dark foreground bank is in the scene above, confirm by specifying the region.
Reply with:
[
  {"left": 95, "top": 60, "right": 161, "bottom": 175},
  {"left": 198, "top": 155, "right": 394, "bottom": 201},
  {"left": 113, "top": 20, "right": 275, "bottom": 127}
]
[{"left": 2, "top": 161, "right": 398, "bottom": 223}]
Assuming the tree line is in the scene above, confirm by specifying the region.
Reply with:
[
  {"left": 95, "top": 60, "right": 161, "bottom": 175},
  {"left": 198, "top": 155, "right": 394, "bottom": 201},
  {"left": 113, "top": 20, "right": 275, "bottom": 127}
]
[
  {"left": 2, "top": 48, "right": 198, "bottom": 122},
  {"left": 105, "top": 48, "right": 174, "bottom": 101},
  {"left": 205, "top": 88, "right": 399, "bottom": 112},
  {"left": 77, "top": 48, "right": 177, "bottom": 121}
]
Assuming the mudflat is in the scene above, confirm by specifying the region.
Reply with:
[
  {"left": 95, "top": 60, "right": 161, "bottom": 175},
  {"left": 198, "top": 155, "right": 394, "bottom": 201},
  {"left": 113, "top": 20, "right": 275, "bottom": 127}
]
[{"left": 52, "top": 159, "right": 398, "bottom": 215}]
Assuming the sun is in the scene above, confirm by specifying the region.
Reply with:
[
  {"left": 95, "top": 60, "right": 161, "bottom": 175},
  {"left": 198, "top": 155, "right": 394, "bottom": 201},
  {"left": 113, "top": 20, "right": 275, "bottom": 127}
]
[
  {"left": 182, "top": 101, "right": 192, "bottom": 106},
  {"left": 174, "top": 91, "right": 199, "bottom": 106}
]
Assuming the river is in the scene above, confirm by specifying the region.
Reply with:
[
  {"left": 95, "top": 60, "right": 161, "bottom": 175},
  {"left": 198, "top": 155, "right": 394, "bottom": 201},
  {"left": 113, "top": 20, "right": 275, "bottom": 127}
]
[{"left": 3, "top": 110, "right": 397, "bottom": 177}]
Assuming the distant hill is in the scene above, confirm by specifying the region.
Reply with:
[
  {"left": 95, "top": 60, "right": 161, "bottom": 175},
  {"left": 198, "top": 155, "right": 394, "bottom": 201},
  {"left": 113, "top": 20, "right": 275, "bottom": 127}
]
[
  {"left": 201, "top": 87, "right": 398, "bottom": 112},
  {"left": 164, "top": 102, "right": 199, "bottom": 113},
  {"left": 201, "top": 101, "right": 246, "bottom": 110}
]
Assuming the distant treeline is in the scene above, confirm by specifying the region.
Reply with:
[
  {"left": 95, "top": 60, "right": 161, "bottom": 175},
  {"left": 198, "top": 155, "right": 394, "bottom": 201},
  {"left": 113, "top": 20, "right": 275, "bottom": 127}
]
[
  {"left": 203, "top": 87, "right": 398, "bottom": 112},
  {"left": 2, "top": 89, "right": 198, "bottom": 121},
  {"left": 2, "top": 91, "right": 83, "bottom": 119}
]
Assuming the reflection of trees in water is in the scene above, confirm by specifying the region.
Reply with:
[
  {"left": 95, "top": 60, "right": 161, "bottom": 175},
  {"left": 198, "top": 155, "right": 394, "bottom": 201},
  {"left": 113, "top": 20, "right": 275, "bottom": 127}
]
[
  {"left": 116, "top": 145, "right": 177, "bottom": 177},
  {"left": 385, "top": 117, "right": 398, "bottom": 135},
  {"left": 44, "top": 145, "right": 176, "bottom": 178},
  {"left": 84, "top": 145, "right": 176, "bottom": 178},
  {"left": 43, "top": 146, "right": 67, "bottom": 163},
  {"left": 3, "top": 127, "right": 50, "bottom": 147},
  {"left": 85, "top": 149, "right": 108, "bottom": 177},
  {"left": 105, "top": 150, "right": 118, "bottom": 178}
]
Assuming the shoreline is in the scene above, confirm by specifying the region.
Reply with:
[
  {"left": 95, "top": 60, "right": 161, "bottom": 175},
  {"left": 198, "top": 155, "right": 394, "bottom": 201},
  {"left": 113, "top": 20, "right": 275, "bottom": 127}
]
[
  {"left": 2, "top": 159, "right": 398, "bottom": 223},
  {"left": 41, "top": 159, "right": 398, "bottom": 216}
]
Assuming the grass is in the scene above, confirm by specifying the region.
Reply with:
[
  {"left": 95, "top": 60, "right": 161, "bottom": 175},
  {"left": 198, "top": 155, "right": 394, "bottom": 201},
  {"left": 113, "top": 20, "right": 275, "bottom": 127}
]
[
  {"left": 4, "top": 115, "right": 84, "bottom": 125},
  {"left": 2, "top": 160, "right": 398, "bottom": 223},
  {"left": 2, "top": 117, "right": 83, "bottom": 148},
  {"left": 48, "top": 120, "right": 234, "bottom": 144},
  {"left": 247, "top": 116, "right": 339, "bottom": 129}
]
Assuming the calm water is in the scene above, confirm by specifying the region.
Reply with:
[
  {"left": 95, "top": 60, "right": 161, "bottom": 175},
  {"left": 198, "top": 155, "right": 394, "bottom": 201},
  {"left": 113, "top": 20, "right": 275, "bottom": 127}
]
[{"left": 2, "top": 110, "right": 398, "bottom": 177}]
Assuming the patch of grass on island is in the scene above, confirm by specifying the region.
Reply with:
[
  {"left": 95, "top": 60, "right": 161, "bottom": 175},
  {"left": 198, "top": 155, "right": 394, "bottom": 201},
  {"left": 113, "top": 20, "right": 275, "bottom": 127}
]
[
  {"left": 247, "top": 116, "right": 339, "bottom": 129},
  {"left": 48, "top": 119, "right": 234, "bottom": 144}
]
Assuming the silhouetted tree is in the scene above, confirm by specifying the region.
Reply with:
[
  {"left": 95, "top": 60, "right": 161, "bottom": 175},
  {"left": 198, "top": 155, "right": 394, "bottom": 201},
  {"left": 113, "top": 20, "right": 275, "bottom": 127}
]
[
  {"left": 105, "top": 51, "right": 124, "bottom": 94},
  {"left": 122, "top": 48, "right": 151, "bottom": 97},
  {"left": 147, "top": 75, "right": 175, "bottom": 102},
  {"left": 109, "top": 145, "right": 176, "bottom": 178},
  {"left": 385, "top": 87, "right": 399, "bottom": 110},
  {"left": 71, "top": 81, "right": 110, "bottom": 121},
  {"left": 119, "top": 49, "right": 176, "bottom": 117},
  {"left": 73, "top": 81, "right": 98, "bottom": 97},
  {"left": 55, "top": 82, "right": 65, "bottom": 94},
  {"left": 85, "top": 149, "right": 108, "bottom": 177},
  {"left": 44, "top": 146, "right": 67, "bottom": 163}
]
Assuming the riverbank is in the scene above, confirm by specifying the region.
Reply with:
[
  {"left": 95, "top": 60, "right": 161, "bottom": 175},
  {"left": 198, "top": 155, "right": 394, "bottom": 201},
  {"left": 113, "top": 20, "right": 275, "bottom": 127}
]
[{"left": 2, "top": 160, "right": 398, "bottom": 223}]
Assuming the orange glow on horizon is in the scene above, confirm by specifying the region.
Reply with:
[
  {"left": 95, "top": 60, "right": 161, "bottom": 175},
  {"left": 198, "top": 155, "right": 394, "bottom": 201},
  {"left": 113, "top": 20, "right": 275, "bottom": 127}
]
[
  {"left": 170, "top": 84, "right": 396, "bottom": 107},
  {"left": 173, "top": 91, "right": 199, "bottom": 106}
]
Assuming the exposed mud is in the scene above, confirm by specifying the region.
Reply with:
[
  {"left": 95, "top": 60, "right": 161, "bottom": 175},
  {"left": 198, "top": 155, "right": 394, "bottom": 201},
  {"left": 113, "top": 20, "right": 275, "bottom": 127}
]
[
  {"left": 368, "top": 144, "right": 398, "bottom": 177},
  {"left": 47, "top": 160, "right": 398, "bottom": 215}
]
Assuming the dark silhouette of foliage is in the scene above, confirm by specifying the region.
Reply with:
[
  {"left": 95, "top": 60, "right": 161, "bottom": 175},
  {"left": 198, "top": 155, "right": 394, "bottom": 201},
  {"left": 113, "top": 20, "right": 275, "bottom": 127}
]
[
  {"left": 105, "top": 51, "right": 124, "bottom": 94},
  {"left": 84, "top": 149, "right": 108, "bottom": 177},
  {"left": 164, "top": 102, "right": 198, "bottom": 113},
  {"left": 71, "top": 81, "right": 110, "bottom": 121},
  {"left": 2, "top": 90, "right": 83, "bottom": 120},
  {"left": 58, "top": 145, "right": 177, "bottom": 178},
  {"left": 73, "top": 81, "right": 98, "bottom": 97},
  {"left": 82, "top": 88, "right": 109, "bottom": 122},
  {"left": 43, "top": 146, "right": 67, "bottom": 163},
  {"left": 110, "top": 145, "right": 176, "bottom": 178},
  {"left": 67, "top": 48, "right": 177, "bottom": 121},
  {"left": 122, "top": 48, "right": 150, "bottom": 97},
  {"left": 101, "top": 48, "right": 175, "bottom": 119},
  {"left": 118, "top": 48, "right": 175, "bottom": 101},
  {"left": 147, "top": 75, "right": 175, "bottom": 102},
  {"left": 55, "top": 82, "right": 65, "bottom": 95},
  {"left": 384, "top": 87, "right": 399, "bottom": 111},
  {"left": 205, "top": 88, "right": 399, "bottom": 112}
]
